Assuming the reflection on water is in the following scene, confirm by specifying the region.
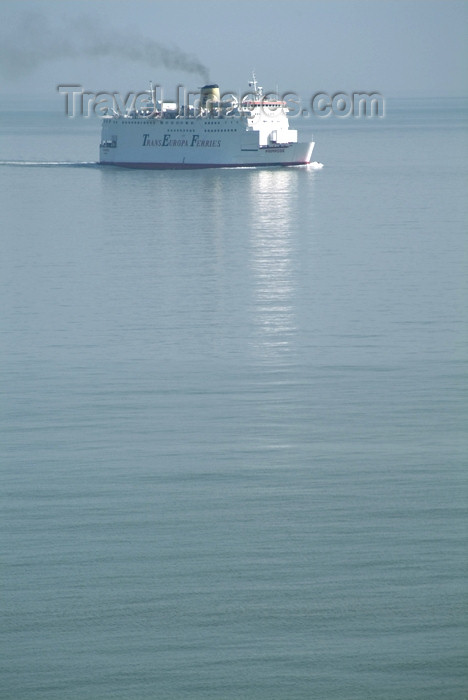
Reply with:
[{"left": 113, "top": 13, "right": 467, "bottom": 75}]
[
  {"left": 96, "top": 166, "right": 317, "bottom": 365},
  {"left": 248, "top": 169, "right": 301, "bottom": 363}
]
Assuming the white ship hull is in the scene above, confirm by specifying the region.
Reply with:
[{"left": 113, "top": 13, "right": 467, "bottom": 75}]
[
  {"left": 100, "top": 78, "right": 315, "bottom": 169},
  {"left": 100, "top": 117, "right": 314, "bottom": 169}
]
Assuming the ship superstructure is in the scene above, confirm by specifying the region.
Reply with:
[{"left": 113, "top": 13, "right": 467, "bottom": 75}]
[{"left": 100, "top": 76, "right": 314, "bottom": 169}]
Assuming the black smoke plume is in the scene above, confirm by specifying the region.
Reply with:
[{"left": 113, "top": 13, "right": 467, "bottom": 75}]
[{"left": 0, "top": 11, "right": 210, "bottom": 82}]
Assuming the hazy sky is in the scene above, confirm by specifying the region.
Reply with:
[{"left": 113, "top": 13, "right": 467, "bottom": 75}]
[{"left": 1, "top": 0, "right": 467, "bottom": 99}]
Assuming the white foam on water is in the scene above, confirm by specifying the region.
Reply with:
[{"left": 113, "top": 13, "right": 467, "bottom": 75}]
[
  {"left": 0, "top": 161, "right": 99, "bottom": 167},
  {"left": 0, "top": 160, "right": 324, "bottom": 170}
]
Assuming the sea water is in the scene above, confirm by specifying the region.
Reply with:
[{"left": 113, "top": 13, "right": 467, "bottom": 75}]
[{"left": 1, "top": 98, "right": 467, "bottom": 699}]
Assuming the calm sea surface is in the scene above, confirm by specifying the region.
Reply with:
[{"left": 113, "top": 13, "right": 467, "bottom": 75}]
[{"left": 1, "top": 98, "right": 467, "bottom": 699}]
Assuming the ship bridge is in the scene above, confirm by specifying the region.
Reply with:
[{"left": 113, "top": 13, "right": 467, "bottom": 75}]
[{"left": 240, "top": 75, "right": 298, "bottom": 147}]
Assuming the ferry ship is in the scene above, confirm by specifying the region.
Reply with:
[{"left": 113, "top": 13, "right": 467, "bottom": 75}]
[{"left": 99, "top": 76, "right": 315, "bottom": 169}]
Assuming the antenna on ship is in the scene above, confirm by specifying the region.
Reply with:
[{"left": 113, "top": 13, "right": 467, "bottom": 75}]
[
  {"left": 248, "top": 71, "right": 262, "bottom": 99},
  {"left": 149, "top": 80, "right": 155, "bottom": 107}
]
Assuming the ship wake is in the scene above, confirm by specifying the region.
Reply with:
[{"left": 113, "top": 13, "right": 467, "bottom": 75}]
[
  {"left": 1, "top": 160, "right": 324, "bottom": 170},
  {"left": 0, "top": 161, "right": 100, "bottom": 168}
]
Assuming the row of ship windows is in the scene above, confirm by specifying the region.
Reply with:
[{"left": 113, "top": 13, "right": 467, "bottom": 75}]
[
  {"left": 116, "top": 120, "right": 235, "bottom": 125},
  {"left": 113, "top": 121, "right": 238, "bottom": 133},
  {"left": 118, "top": 122, "right": 196, "bottom": 130},
  {"left": 115, "top": 121, "right": 191, "bottom": 128}
]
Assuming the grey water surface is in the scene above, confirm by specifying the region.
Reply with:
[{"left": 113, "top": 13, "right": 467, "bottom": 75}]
[{"left": 1, "top": 99, "right": 467, "bottom": 699}]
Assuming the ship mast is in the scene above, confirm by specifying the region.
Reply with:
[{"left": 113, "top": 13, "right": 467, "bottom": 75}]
[{"left": 249, "top": 72, "right": 263, "bottom": 99}]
